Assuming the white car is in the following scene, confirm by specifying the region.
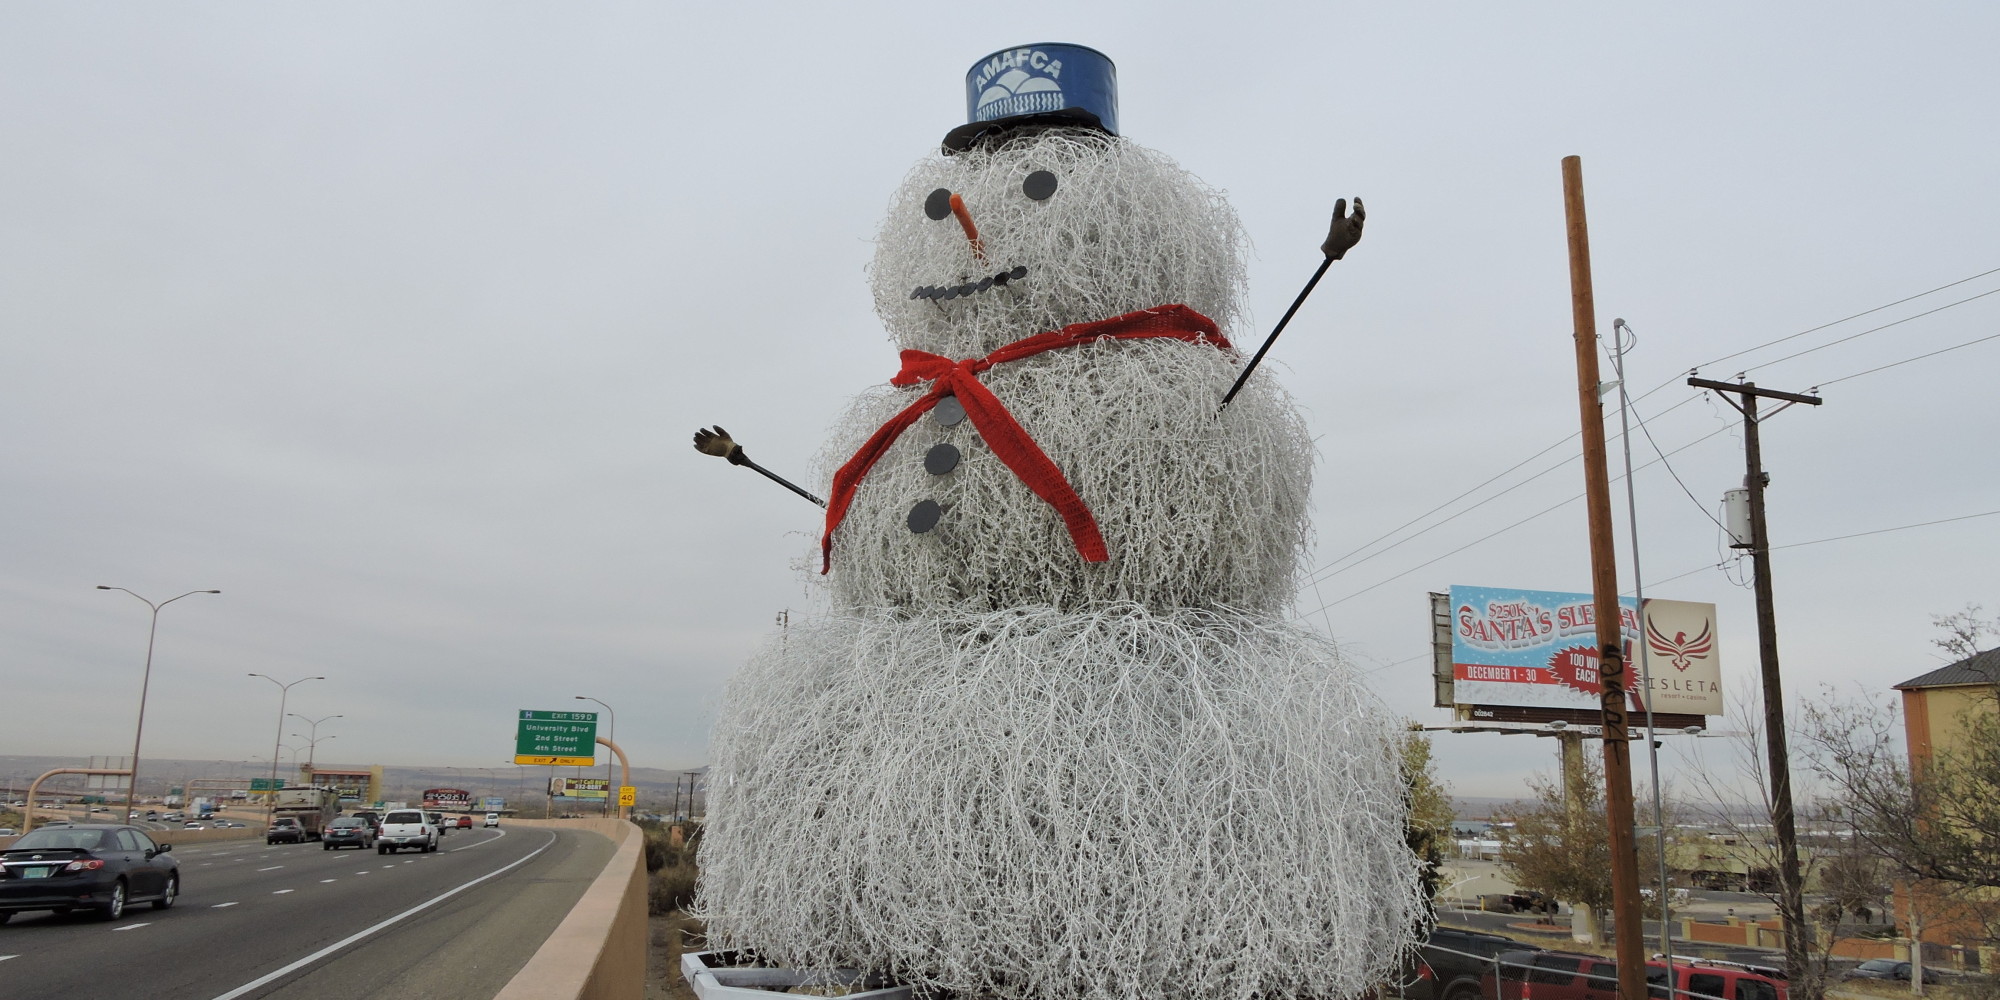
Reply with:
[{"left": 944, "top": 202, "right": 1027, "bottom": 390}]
[
  {"left": 483, "top": 812, "right": 500, "bottom": 828},
  {"left": 376, "top": 809, "right": 439, "bottom": 854}
]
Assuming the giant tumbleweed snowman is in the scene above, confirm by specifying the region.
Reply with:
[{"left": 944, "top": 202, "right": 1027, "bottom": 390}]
[{"left": 695, "top": 44, "right": 1420, "bottom": 1000}]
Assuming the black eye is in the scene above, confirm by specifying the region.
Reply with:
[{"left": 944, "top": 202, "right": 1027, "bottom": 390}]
[
  {"left": 1022, "top": 170, "right": 1058, "bottom": 201},
  {"left": 924, "top": 188, "right": 953, "bottom": 220}
]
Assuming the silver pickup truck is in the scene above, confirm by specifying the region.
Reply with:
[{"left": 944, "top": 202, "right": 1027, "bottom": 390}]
[{"left": 376, "top": 809, "right": 439, "bottom": 854}]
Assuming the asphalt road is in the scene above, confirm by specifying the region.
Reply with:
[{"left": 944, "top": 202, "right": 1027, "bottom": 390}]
[{"left": 0, "top": 824, "right": 614, "bottom": 1000}]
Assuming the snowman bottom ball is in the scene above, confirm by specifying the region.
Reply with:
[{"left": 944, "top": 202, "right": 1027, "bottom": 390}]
[{"left": 695, "top": 605, "right": 1422, "bottom": 1000}]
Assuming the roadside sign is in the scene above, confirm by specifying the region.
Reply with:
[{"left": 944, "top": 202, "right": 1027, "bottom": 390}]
[
  {"left": 514, "top": 709, "right": 597, "bottom": 766},
  {"left": 249, "top": 778, "right": 283, "bottom": 791},
  {"left": 483, "top": 796, "right": 505, "bottom": 811},
  {"left": 550, "top": 777, "right": 608, "bottom": 799},
  {"left": 618, "top": 785, "right": 636, "bottom": 807}
]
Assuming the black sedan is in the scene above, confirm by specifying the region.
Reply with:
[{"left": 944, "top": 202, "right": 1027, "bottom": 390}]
[
  {"left": 321, "top": 816, "right": 375, "bottom": 850},
  {"left": 1845, "top": 960, "right": 1948, "bottom": 984},
  {"left": 0, "top": 824, "right": 179, "bottom": 922}
]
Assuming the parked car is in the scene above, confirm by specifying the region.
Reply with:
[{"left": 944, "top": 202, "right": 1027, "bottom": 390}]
[
  {"left": 377, "top": 810, "right": 439, "bottom": 854},
  {"left": 0, "top": 824, "right": 179, "bottom": 921},
  {"left": 484, "top": 812, "right": 500, "bottom": 828},
  {"left": 266, "top": 817, "right": 307, "bottom": 845},
  {"left": 1844, "top": 960, "right": 1946, "bottom": 985},
  {"left": 1422, "top": 927, "right": 1529, "bottom": 1000},
  {"left": 1487, "top": 949, "right": 1788, "bottom": 1000},
  {"left": 321, "top": 816, "right": 376, "bottom": 851}
]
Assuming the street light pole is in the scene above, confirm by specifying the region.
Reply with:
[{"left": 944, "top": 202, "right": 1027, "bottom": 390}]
[
  {"left": 250, "top": 673, "right": 323, "bottom": 823},
  {"left": 291, "top": 733, "right": 336, "bottom": 777},
  {"left": 574, "top": 696, "right": 615, "bottom": 816},
  {"left": 97, "top": 586, "right": 220, "bottom": 823},
  {"left": 288, "top": 713, "right": 342, "bottom": 778}
]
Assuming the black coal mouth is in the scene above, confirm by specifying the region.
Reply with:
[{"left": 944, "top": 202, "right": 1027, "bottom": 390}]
[{"left": 911, "top": 265, "right": 1029, "bottom": 301}]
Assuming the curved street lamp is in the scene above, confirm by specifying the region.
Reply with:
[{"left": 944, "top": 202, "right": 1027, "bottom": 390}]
[
  {"left": 288, "top": 713, "right": 342, "bottom": 777},
  {"left": 97, "top": 586, "right": 221, "bottom": 824},
  {"left": 249, "top": 673, "right": 323, "bottom": 821},
  {"left": 574, "top": 695, "right": 615, "bottom": 816}
]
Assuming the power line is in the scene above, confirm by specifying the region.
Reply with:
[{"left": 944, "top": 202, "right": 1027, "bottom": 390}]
[
  {"left": 1692, "top": 265, "right": 2000, "bottom": 375},
  {"left": 1293, "top": 421, "right": 1740, "bottom": 619},
  {"left": 1771, "top": 509, "right": 2000, "bottom": 551},
  {"left": 1739, "top": 287, "right": 2000, "bottom": 377},
  {"left": 1815, "top": 330, "right": 2000, "bottom": 388},
  {"left": 1629, "top": 509, "right": 2000, "bottom": 593},
  {"left": 1302, "top": 395, "right": 1702, "bottom": 588}
]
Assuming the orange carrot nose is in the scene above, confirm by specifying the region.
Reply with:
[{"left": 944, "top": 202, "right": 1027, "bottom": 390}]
[{"left": 947, "top": 192, "right": 987, "bottom": 262}]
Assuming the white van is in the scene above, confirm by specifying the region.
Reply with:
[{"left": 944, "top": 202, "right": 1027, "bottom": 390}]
[{"left": 483, "top": 812, "right": 500, "bottom": 828}]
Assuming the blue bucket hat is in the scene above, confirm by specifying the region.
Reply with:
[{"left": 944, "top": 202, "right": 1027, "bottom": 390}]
[{"left": 942, "top": 44, "right": 1119, "bottom": 153}]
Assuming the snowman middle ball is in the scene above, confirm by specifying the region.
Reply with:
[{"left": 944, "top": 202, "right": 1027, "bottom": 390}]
[{"left": 824, "top": 133, "right": 1315, "bottom": 615}]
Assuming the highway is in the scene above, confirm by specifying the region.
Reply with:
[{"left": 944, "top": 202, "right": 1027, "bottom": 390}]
[{"left": 0, "top": 825, "right": 614, "bottom": 1000}]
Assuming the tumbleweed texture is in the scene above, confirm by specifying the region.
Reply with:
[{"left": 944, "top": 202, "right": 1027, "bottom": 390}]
[
  {"left": 697, "top": 606, "right": 1423, "bottom": 1000},
  {"left": 814, "top": 338, "right": 1313, "bottom": 615}
]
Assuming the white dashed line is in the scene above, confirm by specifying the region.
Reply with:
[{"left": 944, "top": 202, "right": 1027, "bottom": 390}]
[
  {"left": 319, "top": 879, "right": 336, "bottom": 883},
  {"left": 212, "top": 902, "right": 239, "bottom": 908},
  {"left": 256, "top": 866, "right": 283, "bottom": 872},
  {"left": 356, "top": 871, "right": 371, "bottom": 875},
  {"left": 0, "top": 955, "right": 18, "bottom": 962},
  {"left": 273, "top": 889, "right": 294, "bottom": 895},
  {"left": 208, "top": 831, "right": 557, "bottom": 1000},
  {"left": 113, "top": 922, "right": 152, "bottom": 932}
]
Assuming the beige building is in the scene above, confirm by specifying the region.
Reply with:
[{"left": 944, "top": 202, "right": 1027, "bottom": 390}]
[{"left": 1892, "top": 649, "right": 1998, "bottom": 956}]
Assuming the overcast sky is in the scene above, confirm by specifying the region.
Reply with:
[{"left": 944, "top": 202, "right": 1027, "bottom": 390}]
[{"left": 4, "top": 3, "right": 1995, "bottom": 801}]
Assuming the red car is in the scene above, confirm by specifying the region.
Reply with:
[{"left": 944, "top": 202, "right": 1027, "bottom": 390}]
[{"left": 455, "top": 815, "right": 473, "bottom": 829}]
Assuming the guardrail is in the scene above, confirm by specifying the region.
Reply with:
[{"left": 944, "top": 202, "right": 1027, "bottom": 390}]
[{"left": 494, "top": 818, "right": 648, "bottom": 1000}]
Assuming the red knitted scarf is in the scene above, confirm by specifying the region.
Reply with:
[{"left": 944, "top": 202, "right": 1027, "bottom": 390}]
[{"left": 821, "top": 304, "right": 1230, "bottom": 573}]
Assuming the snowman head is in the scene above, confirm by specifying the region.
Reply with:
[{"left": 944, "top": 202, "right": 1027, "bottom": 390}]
[{"left": 870, "top": 131, "right": 1247, "bottom": 359}]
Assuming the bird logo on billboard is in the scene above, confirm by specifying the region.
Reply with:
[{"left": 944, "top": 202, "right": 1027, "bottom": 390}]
[{"left": 1646, "top": 617, "right": 1713, "bottom": 672}]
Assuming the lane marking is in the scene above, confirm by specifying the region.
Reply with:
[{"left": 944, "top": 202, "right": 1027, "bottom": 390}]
[
  {"left": 207, "top": 831, "right": 558, "bottom": 1000},
  {"left": 256, "top": 866, "right": 283, "bottom": 872},
  {"left": 447, "top": 829, "right": 506, "bottom": 852},
  {"left": 113, "top": 922, "right": 153, "bottom": 932},
  {"left": 272, "top": 889, "right": 294, "bottom": 895},
  {"left": 319, "top": 879, "right": 336, "bottom": 883},
  {"left": 212, "top": 902, "right": 239, "bottom": 908},
  {"left": 356, "top": 871, "right": 371, "bottom": 875},
  {"left": 0, "top": 955, "right": 16, "bottom": 962}
]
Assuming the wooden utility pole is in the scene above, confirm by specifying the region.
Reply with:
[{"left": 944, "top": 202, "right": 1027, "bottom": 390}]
[
  {"left": 1562, "top": 155, "right": 1647, "bottom": 1000},
  {"left": 1688, "top": 376, "right": 1823, "bottom": 984}
]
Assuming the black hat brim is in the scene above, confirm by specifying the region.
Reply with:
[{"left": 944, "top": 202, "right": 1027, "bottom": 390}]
[{"left": 941, "top": 107, "right": 1108, "bottom": 154}]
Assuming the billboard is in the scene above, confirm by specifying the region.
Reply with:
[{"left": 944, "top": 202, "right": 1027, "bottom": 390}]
[
  {"left": 308, "top": 766, "right": 382, "bottom": 805},
  {"left": 1436, "top": 585, "right": 1722, "bottom": 716},
  {"left": 549, "top": 777, "right": 608, "bottom": 799},
  {"left": 423, "top": 788, "right": 473, "bottom": 809}
]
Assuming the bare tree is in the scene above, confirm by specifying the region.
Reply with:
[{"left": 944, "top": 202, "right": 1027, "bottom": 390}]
[
  {"left": 1928, "top": 603, "right": 1998, "bottom": 661},
  {"left": 1497, "top": 742, "right": 1673, "bottom": 946},
  {"left": 1677, "top": 684, "right": 1840, "bottom": 1000}
]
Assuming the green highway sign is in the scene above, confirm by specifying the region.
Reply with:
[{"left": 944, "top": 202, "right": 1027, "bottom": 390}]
[
  {"left": 249, "top": 778, "right": 283, "bottom": 791},
  {"left": 515, "top": 709, "right": 598, "bottom": 766}
]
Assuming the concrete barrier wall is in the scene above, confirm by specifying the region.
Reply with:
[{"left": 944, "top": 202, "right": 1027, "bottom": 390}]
[
  {"left": 1, "top": 824, "right": 262, "bottom": 850},
  {"left": 495, "top": 818, "right": 648, "bottom": 1000}
]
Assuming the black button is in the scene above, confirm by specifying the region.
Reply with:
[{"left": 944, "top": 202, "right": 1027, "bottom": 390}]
[
  {"left": 925, "top": 443, "right": 960, "bottom": 475},
  {"left": 932, "top": 395, "right": 967, "bottom": 427},
  {"left": 908, "top": 500, "right": 942, "bottom": 533},
  {"left": 1022, "top": 170, "right": 1058, "bottom": 201},
  {"left": 924, "top": 188, "right": 953, "bottom": 221},
  {"left": 1010, "top": 265, "right": 1028, "bottom": 280}
]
